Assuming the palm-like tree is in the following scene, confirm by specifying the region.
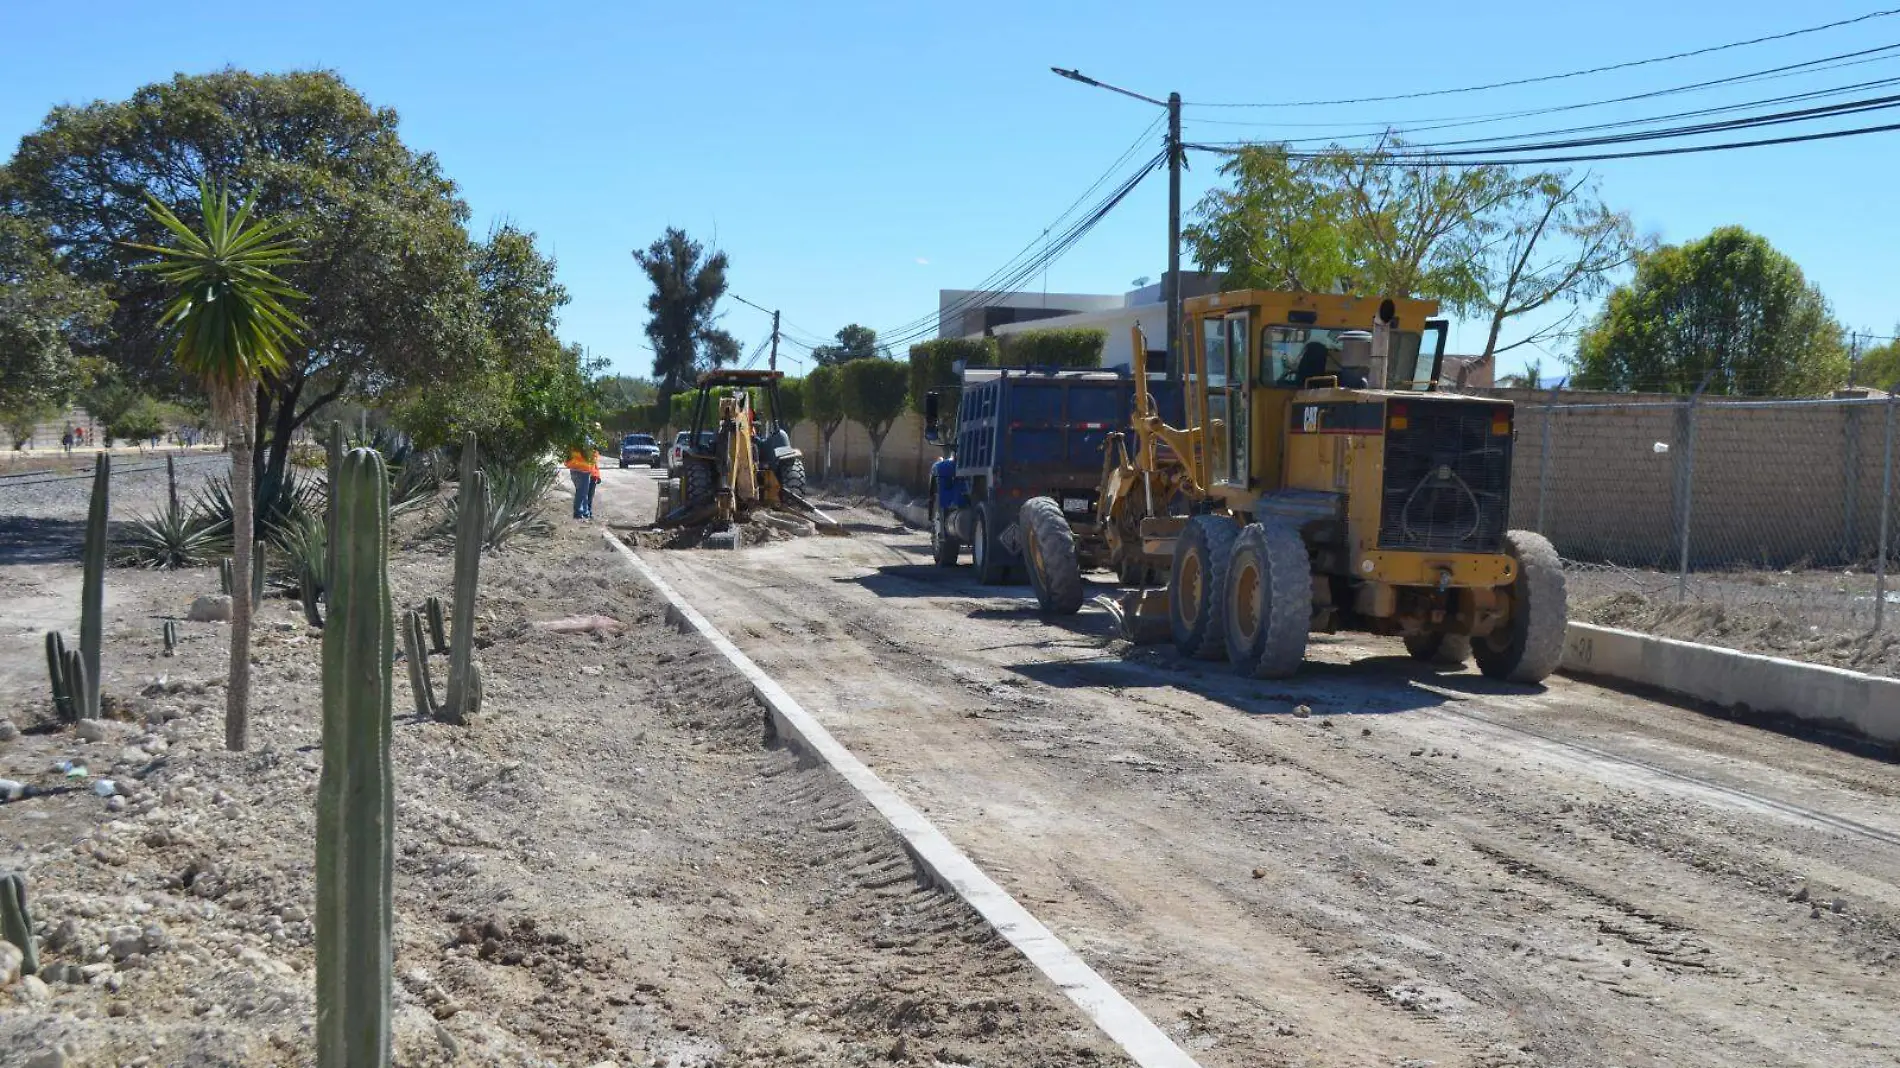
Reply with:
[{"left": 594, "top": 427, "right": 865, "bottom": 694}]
[{"left": 129, "top": 183, "right": 306, "bottom": 751}]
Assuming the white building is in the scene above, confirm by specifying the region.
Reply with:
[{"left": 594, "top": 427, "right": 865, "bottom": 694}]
[{"left": 948, "top": 272, "right": 1224, "bottom": 372}]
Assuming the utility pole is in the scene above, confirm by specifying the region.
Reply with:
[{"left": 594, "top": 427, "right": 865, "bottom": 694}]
[
  {"left": 1165, "top": 91, "right": 1182, "bottom": 367},
  {"left": 769, "top": 309, "right": 781, "bottom": 373},
  {"left": 1052, "top": 68, "right": 1184, "bottom": 368}
]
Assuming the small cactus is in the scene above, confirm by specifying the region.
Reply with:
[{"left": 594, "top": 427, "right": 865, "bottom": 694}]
[
  {"left": 44, "top": 632, "right": 91, "bottom": 725},
  {"left": 423, "top": 597, "right": 448, "bottom": 655},
  {"left": 219, "top": 543, "right": 266, "bottom": 609},
  {"left": 219, "top": 558, "right": 234, "bottom": 596},
  {"left": 0, "top": 872, "right": 36, "bottom": 977},
  {"left": 315, "top": 447, "right": 394, "bottom": 1068},
  {"left": 162, "top": 621, "right": 178, "bottom": 657}
]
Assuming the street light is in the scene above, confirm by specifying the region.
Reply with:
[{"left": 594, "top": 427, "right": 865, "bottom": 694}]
[{"left": 1052, "top": 67, "right": 1184, "bottom": 366}]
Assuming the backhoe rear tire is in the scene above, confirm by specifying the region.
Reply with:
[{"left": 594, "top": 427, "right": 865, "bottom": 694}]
[
  {"left": 1021, "top": 497, "right": 1084, "bottom": 615},
  {"left": 1170, "top": 514, "right": 1240, "bottom": 661},
  {"left": 1473, "top": 530, "right": 1567, "bottom": 684},
  {"left": 1405, "top": 632, "right": 1472, "bottom": 667},
  {"left": 682, "top": 457, "right": 717, "bottom": 510},
  {"left": 1223, "top": 522, "right": 1310, "bottom": 679},
  {"left": 776, "top": 457, "right": 807, "bottom": 499}
]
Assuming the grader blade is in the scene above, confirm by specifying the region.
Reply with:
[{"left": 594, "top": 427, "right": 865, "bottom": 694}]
[{"left": 1099, "top": 588, "right": 1172, "bottom": 644}]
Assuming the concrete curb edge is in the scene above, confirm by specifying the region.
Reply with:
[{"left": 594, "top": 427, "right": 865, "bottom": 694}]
[
  {"left": 1562, "top": 622, "right": 1900, "bottom": 746},
  {"left": 602, "top": 532, "right": 1204, "bottom": 1068}
]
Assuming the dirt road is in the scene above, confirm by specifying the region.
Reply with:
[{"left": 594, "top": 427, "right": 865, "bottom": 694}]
[{"left": 605, "top": 466, "right": 1900, "bottom": 1068}]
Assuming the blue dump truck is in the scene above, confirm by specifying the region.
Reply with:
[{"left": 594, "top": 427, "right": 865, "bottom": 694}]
[{"left": 923, "top": 367, "right": 1142, "bottom": 585}]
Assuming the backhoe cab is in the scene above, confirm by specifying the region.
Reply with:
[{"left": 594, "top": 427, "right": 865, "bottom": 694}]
[
  {"left": 1020, "top": 290, "right": 1567, "bottom": 684},
  {"left": 657, "top": 369, "right": 843, "bottom": 538}
]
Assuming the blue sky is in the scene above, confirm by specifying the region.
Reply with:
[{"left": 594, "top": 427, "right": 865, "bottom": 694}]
[{"left": 4, "top": 1, "right": 1899, "bottom": 383}]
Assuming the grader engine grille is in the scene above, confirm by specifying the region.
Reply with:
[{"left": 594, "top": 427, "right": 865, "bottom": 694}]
[{"left": 1377, "top": 400, "right": 1512, "bottom": 553}]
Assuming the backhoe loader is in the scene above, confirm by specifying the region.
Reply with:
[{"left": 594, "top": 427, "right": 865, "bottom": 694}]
[{"left": 656, "top": 369, "right": 844, "bottom": 542}]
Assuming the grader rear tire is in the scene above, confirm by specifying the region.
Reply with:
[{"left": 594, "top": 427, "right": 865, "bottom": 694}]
[
  {"left": 1223, "top": 523, "right": 1310, "bottom": 679},
  {"left": 1474, "top": 530, "right": 1567, "bottom": 684},
  {"left": 1169, "top": 515, "right": 1240, "bottom": 661},
  {"left": 1020, "top": 497, "right": 1084, "bottom": 615}
]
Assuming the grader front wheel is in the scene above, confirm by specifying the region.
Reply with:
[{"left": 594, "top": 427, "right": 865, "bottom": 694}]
[
  {"left": 1473, "top": 530, "right": 1568, "bottom": 684},
  {"left": 1169, "top": 515, "right": 1239, "bottom": 661},
  {"left": 1223, "top": 523, "right": 1310, "bottom": 679}
]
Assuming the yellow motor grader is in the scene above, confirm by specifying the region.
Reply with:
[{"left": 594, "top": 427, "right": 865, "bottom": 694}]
[
  {"left": 657, "top": 369, "right": 843, "bottom": 541},
  {"left": 1019, "top": 290, "right": 1566, "bottom": 683}
]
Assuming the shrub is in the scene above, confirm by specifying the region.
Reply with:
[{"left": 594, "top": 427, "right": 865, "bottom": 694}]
[
  {"left": 907, "top": 337, "right": 997, "bottom": 414},
  {"left": 438, "top": 459, "right": 556, "bottom": 550},
  {"left": 998, "top": 328, "right": 1105, "bottom": 369}
]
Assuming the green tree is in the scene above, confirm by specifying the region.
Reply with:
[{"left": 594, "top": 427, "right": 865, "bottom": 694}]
[
  {"left": 839, "top": 358, "right": 909, "bottom": 483},
  {"left": 1854, "top": 329, "right": 1900, "bottom": 389},
  {"left": 633, "top": 228, "right": 739, "bottom": 419},
  {"left": 0, "top": 216, "right": 111, "bottom": 416},
  {"left": 774, "top": 376, "right": 807, "bottom": 430},
  {"left": 2, "top": 68, "right": 490, "bottom": 504},
  {"left": 1187, "top": 138, "right": 1636, "bottom": 364},
  {"left": 1571, "top": 226, "right": 1848, "bottom": 396},
  {"left": 805, "top": 364, "right": 847, "bottom": 479},
  {"left": 130, "top": 182, "right": 306, "bottom": 753},
  {"left": 809, "top": 323, "right": 886, "bottom": 366},
  {"left": 107, "top": 395, "right": 175, "bottom": 447}
]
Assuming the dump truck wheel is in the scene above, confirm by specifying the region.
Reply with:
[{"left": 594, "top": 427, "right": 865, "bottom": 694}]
[
  {"left": 682, "top": 457, "right": 717, "bottom": 509},
  {"left": 1021, "top": 497, "right": 1084, "bottom": 615},
  {"left": 1170, "top": 515, "right": 1239, "bottom": 661},
  {"left": 777, "top": 457, "right": 807, "bottom": 499},
  {"left": 1404, "top": 632, "right": 1472, "bottom": 666},
  {"left": 1223, "top": 522, "right": 1310, "bottom": 679},
  {"left": 972, "top": 503, "right": 1009, "bottom": 586},
  {"left": 930, "top": 480, "right": 961, "bottom": 567},
  {"left": 1474, "top": 530, "right": 1567, "bottom": 684}
]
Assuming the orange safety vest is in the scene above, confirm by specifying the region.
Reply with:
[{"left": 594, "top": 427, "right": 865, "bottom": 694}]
[{"left": 565, "top": 448, "right": 599, "bottom": 476}]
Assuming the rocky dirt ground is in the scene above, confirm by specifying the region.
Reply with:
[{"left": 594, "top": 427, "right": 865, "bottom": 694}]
[
  {"left": 1574, "top": 586, "right": 1900, "bottom": 677},
  {"left": 0, "top": 460, "right": 1126, "bottom": 1067},
  {"left": 613, "top": 467, "right": 1900, "bottom": 1068}
]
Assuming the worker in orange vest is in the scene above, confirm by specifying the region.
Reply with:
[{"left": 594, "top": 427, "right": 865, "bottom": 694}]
[{"left": 565, "top": 431, "right": 601, "bottom": 521}]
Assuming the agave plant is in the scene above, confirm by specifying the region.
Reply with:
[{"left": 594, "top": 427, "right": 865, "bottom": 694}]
[
  {"left": 271, "top": 508, "right": 328, "bottom": 626},
  {"left": 388, "top": 450, "right": 442, "bottom": 517},
  {"left": 438, "top": 459, "right": 555, "bottom": 550},
  {"left": 193, "top": 468, "right": 323, "bottom": 552},
  {"left": 115, "top": 500, "right": 221, "bottom": 569}
]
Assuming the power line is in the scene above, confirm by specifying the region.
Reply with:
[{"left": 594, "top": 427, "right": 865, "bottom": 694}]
[
  {"left": 870, "top": 116, "right": 1165, "bottom": 343},
  {"left": 1188, "top": 8, "right": 1900, "bottom": 108},
  {"left": 1187, "top": 115, "right": 1900, "bottom": 165}
]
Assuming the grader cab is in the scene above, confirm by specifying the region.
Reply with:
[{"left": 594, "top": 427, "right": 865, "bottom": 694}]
[
  {"left": 658, "top": 369, "right": 843, "bottom": 539},
  {"left": 1021, "top": 290, "right": 1566, "bottom": 683}
]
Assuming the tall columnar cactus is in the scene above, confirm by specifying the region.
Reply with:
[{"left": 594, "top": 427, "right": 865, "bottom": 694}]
[
  {"left": 443, "top": 434, "right": 485, "bottom": 720},
  {"left": 315, "top": 447, "right": 394, "bottom": 1068},
  {"left": 78, "top": 453, "right": 107, "bottom": 721},
  {"left": 44, "top": 632, "right": 91, "bottom": 725},
  {"left": 1, "top": 872, "right": 36, "bottom": 977}
]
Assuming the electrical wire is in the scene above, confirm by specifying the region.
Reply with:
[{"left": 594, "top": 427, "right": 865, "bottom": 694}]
[
  {"left": 869, "top": 115, "right": 1165, "bottom": 343},
  {"left": 1186, "top": 115, "right": 1900, "bottom": 165},
  {"left": 1188, "top": 8, "right": 1900, "bottom": 108},
  {"left": 872, "top": 149, "right": 1164, "bottom": 351}
]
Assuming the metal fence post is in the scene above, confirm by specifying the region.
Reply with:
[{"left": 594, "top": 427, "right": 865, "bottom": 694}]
[
  {"left": 1536, "top": 405, "right": 1552, "bottom": 535},
  {"left": 1676, "top": 379, "right": 1709, "bottom": 603},
  {"left": 1877, "top": 387, "right": 1896, "bottom": 633}
]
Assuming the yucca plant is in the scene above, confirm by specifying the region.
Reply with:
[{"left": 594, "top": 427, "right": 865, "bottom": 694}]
[
  {"left": 437, "top": 459, "right": 555, "bottom": 550},
  {"left": 115, "top": 500, "right": 221, "bottom": 569},
  {"left": 128, "top": 181, "right": 306, "bottom": 753},
  {"left": 388, "top": 451, "right": 442, "bottom": 517}
]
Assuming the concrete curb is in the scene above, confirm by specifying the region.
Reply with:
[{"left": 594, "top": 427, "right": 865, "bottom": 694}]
[
  {"left": 602, "top": 532, "right": 1204, "bottom": 1068},
  {"left": 1562, "top": 622, "right": 1900, "bottom": 745}
]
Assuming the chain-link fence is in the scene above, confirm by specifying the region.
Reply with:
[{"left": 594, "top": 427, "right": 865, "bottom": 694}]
[{"left": 1511, "top": 394, "right": 1900, "bottom": 664}]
